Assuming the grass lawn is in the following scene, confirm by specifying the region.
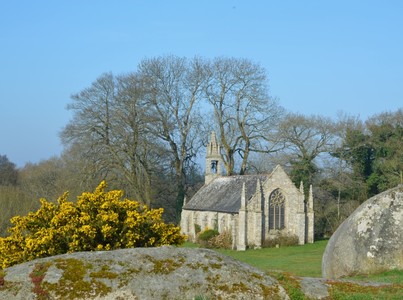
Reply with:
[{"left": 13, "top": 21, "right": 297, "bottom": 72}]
[
  {"left": 214, "top": 240, "right": 327, "bottom": 278},
  {"left": 183, "top": 240, "right": 326, "bottom": 277},
  {"left": 347, "top": 269, "right": 403, "bottom": 284}
]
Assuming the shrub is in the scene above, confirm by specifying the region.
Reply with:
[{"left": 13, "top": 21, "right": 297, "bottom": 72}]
[
  {"left": 209, "top": 230, "right": 232, "bottom": 249},
  {"left": 197, "top": 228, "right": 219, "bottom": 242},
  {"left": 194, "top": 224, "right": 201, "bottom": 235},
  {"left": 196, "top": 229, "right": 232, "bottom": 249},
  {"left": 262, "top": 232, "right": 299, "bottom": 248},
  {"left": 196, "top": 228, "right": 219, "bottom": 248},
  {"left": 0, "top": 181, "right": 186, "bottom": 268}
]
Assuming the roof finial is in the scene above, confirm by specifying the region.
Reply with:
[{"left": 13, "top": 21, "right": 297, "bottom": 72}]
[
  {"left": 299, "top": 181, "right": 304, "bottom": 194},
  {"left": 256, "top": 179, "right": 262, "bottom": 194},
  {"left": 241, "top": 182, "right": 247, "bottom": 209},
  {"left": 308, "top": 184, "right": 314, "bottom": 212}
]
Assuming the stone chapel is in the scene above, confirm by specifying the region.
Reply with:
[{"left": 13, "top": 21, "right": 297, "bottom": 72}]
[{"left": 180, "top": 132, "right": 314, "bottom": 250}]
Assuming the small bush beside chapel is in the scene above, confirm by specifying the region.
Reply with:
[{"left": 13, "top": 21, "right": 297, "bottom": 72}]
[{"left": 0, "top": 181, "right": 185, "bottom": 268}]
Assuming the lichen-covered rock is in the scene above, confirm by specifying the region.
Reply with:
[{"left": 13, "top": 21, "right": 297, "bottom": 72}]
[
  {"left": 322, "top": 185, "right": 403, "bottom": 279},
  {"left": 0, "top": 246, "right": 289, "bottom": 299}
]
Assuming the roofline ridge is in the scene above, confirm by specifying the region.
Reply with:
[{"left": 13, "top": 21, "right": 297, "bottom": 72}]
[{"left": 225, "top": 174, "right": 269, "bottom": 178}]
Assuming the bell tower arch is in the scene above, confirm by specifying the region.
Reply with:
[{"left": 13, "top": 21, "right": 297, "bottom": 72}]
[{"left": 205, "top": 131, "right": 222, "bottom": 185}]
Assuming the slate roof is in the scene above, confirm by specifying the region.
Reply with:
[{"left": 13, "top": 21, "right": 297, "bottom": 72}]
[{"left": 183, "top": 175, "right": 268, "bottom": 213}]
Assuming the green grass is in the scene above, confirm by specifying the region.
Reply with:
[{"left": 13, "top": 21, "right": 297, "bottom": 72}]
[
  {"left": 215, "top": 240, "right": 327, "bottom": 277},
  {"left": 347, "top": 269, "right": 403, "bottom": 284},
  {"left": 182, "top": 241, "right": 200, "bottom": 248},
  {"left": 328, "top": 280, "right": 403, "bottom": 300}
]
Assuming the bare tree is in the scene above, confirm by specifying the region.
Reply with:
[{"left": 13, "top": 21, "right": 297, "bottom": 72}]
[
  {"left": 60, "top": 72, "right": 115, "bottom": 176},
  {"left": 277, "top": 113, "right": 337, "bottom": 187},
  {"left": 203, "top": 57, "right": 283, "bottom": 175},
  {"left": 138, "top": 55, "right": 205, "bottom": 218},
  {"left": 60, "top": 73, "right": 156, "bottom": 205},
  {"left": 59, "top": 56, "right": 284, "bottom": 219}
]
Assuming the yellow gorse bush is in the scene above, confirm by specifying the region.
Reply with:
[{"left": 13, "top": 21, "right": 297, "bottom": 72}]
[{"left": 0, "top": 181, "right": 185, "bottom": 268}]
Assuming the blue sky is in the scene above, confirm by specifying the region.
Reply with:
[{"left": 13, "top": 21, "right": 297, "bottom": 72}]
[{"left": 1, "top": 1, "right": 402, "bottom": 167}]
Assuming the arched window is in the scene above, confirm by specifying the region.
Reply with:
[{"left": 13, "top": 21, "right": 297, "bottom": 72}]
[
  {"left": 269, "top": 189, "right": 285, "bottom": 230},
  {"left": 211, "top": 160, "right": 218, "bottom": 173}
]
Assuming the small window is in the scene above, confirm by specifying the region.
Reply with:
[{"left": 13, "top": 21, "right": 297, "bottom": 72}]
[{"left": 269, "top": 189, "right": 285, "bottom": 230}]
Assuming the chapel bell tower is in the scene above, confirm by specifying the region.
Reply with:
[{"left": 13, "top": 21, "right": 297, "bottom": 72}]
[{"left": 205, "top": 131, "right": 222, "bottom": 185}]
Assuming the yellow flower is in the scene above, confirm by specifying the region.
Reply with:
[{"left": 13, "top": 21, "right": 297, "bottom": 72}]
[{"left": 0, "top": 180, "right": 186, "bottom": 268}]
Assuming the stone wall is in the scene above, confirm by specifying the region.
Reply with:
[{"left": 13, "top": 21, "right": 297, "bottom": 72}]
[{"left": 180, "top": 210, "right": 236, "bottom": 244}]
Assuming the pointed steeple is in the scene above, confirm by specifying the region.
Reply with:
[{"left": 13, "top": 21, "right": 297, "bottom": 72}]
[
  {"left": 207, "top": 131, "right": 218, "bottom": 155},
  {"left": 205, "top": 131, "right": 222, "bottom": 185}
]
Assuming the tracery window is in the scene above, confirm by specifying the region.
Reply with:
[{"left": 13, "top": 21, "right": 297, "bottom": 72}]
[{"left": 269, "top": 189, "right": 285, "bottom": 230}]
